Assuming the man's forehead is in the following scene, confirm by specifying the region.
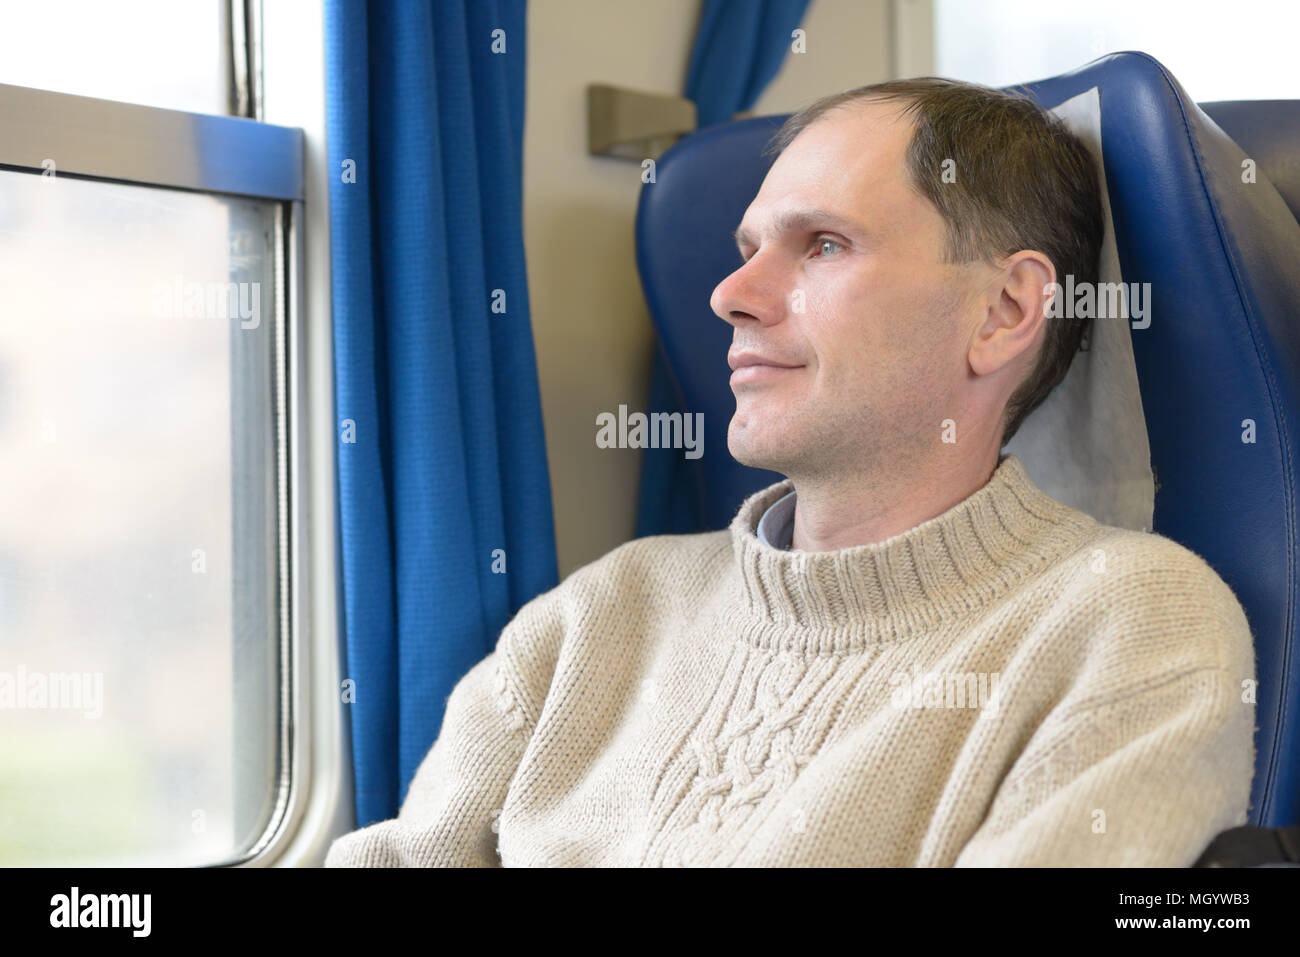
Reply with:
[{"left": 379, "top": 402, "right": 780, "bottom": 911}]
[
  {"left": 776, "top": 105, "right": 909, "bottom": 182},
  {"left": 734, "top": 116, "right": 913, "bottom": 246}
]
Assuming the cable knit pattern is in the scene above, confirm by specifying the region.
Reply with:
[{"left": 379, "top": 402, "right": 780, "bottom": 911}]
[
  {"left": 324, "top": 454, "right": 1258, "bottom": 867},
  {"left": 492, "top": 659, "right": 529, "bottom": 734}
]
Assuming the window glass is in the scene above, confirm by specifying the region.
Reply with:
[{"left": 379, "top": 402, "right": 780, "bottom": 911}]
[
  {"left": 0, "top": 0, "right": 228, "bottom": 113},
  {"left": 0, "top": 168, "right": 281, "bottom": 865}
]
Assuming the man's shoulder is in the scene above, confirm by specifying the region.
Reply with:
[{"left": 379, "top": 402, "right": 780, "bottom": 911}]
[
  {"left": 503, "top": 528, "right": 733, "bottom": 629},
  {"left": 1056, "top": 523, "right": 1244, "bottom": 604},
  {"left": 559, "top": 527, "right": 735, "bottom": 600},
  {"left": 1041, "top": 522, "right": 1255, "bottom": 680},
  {"left": 491, "top": 529, "right": 734, "bottom": 697}
]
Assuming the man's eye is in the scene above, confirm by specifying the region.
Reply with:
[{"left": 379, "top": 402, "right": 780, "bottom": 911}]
[{"left": 811, "top": 235, "right": 845, "bottom": 258}]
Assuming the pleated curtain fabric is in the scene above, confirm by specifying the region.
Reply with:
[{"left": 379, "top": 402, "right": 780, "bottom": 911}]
[{"left": 324, "top": 0, "right": 558, "bottom": 828}]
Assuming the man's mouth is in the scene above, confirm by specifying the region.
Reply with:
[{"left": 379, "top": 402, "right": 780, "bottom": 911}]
[{"left": 729, "top": 363, "right": 803, "bottom": 385}]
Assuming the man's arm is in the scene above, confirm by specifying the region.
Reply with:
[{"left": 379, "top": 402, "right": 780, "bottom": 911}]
[
  {"left": 954, "top": 666, "right": 1255, "bottom": 866},
  {"left": 324, "top": 590, "right": 564, "bottom": 867},
  {"left": 955, "top": 551, "right": 1258, "bottom": 867}
]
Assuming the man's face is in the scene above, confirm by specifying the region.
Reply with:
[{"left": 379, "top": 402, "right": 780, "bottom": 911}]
[{"left": 713, "top": 100, "right": 983, "bottom": 479}]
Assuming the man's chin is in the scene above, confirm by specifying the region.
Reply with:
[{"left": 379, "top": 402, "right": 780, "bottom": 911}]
[{"left": 728, "top": 427, "right": 792, "bottom": 474}]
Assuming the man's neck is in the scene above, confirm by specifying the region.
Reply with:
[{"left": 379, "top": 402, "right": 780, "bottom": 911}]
[{"left": 788, "top": 450, "right": 1001, "bottom": 553}]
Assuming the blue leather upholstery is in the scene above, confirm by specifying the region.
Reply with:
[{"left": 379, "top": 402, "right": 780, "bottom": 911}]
[{"left": 634, "top": 52, "right": 1300, "bottom": 829}]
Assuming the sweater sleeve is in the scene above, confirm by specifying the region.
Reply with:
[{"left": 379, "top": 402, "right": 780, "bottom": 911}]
[
  {"left": 954, "top": 553, "right": 1258, "bottom": 868},
  {"left": 323, "top": 589, "right": 564, "bottom": 868}
]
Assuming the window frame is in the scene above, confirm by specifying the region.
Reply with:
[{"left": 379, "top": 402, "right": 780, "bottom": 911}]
[{"left": 0, "top": 78, "right": 310, "bottom": 867}]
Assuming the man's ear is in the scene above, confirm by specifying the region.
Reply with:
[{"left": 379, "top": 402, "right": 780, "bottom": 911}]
[{"left": 968, "top": 251, "right": 1055, "bottom": 377}]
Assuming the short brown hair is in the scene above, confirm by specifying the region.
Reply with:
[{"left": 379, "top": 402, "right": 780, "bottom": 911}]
[{"left": 762, "top": 77, "right": 1103, "bottom": 447}]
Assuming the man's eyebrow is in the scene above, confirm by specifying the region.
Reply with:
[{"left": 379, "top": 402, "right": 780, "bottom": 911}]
[{"left": 731, "top": 208, "right": 866, "bottom": 249}]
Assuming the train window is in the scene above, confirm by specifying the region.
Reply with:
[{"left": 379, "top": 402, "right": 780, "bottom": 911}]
[
  {"left": 0, "top": 83, "right": 303, "bottom": 866},
  {"left": 934, "top": 0, "right": 1300, "bottom": 99},
  {"left": 0, "top": 0, "right": 231, "bottom": 115}
]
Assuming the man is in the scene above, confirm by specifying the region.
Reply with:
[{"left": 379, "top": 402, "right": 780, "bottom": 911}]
[{"left": 325, "top": 78, "right": 1257, "bottom": 867}]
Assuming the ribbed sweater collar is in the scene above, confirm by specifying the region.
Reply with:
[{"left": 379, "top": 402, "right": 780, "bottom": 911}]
[{"left": 729, "top": 454, "right": 1099, "bottom": 651}]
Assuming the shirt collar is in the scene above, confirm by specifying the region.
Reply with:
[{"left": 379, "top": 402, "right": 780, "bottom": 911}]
[{"left": 756, "top": 488, "right": 797, "bottom": 550}]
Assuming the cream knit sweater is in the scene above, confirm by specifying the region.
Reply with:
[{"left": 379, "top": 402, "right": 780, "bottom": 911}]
[{"left": 324, "top": 454, "right": 1257, "bottom": 867}]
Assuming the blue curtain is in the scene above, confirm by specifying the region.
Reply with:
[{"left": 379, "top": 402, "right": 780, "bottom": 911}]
[
  {"left": 324, "top": 0, "right": 558, "bottom": 828},
  {"left": 635, "top": 0, "right": 813, "bottom": 537}
]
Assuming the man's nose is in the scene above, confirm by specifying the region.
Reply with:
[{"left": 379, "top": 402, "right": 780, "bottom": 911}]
[{"left": 710, "top": 256, "right": 785, "bottom": 329}]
